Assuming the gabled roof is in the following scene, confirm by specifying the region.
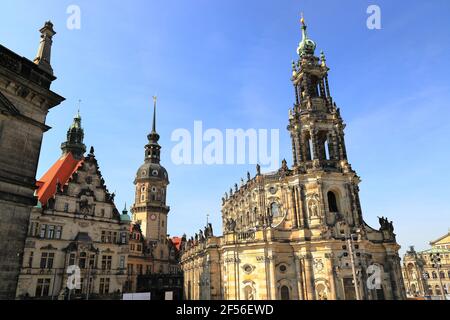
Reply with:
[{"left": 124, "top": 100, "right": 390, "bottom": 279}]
[{"left": 36, "top": 152, "right": 83, "bottom": 206}]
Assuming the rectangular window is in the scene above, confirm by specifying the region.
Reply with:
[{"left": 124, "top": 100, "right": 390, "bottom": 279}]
[
  {"left": 121, "top": 232, "right": 127, "bottom": 244},
  {"left": 40, "top": 253, "right": 48, "bottom": 269},
  {"left": 137, "top": 244, "right": 142, "bottom": 252},
  {"left": 35, "top": 278, "right": 51, "bottom": 297},
  {"left": 39, "top": 225, "right": 46, "bottom": 238},
  {"left": 99, "top": 278, "right": 110, "bottom": 295},
  {"left": 101, "top": 209, "right": 105, "bottom": 217},
  {"left": 47, "top": 225, "right": 55, "bottom": 239},
  {"left": 138, "top": 264, "right": 143, "bottom": 275},
  {"left": 55, "top": 226, "right": 62, "bottom": 239},
  {"left": 107, "top": 232, "right": 112, "bottom": 243},
  {"left": 102, "top": 255, "right": 112, "bottom": 270},
  {"left": 79, "top": 253, "right": 87, "bottom": 269},
  {"left": 89, "top": 254, "right": 96, "bottom": 268},
  {"left": 119, "top": 256, "right": 125, "bottom": 269},
  {"left": 64, "top": 203, "right": 69, "bottom": 212},
  {"left": 69, "top": 253, "right": 76, "bottom": 266},
  {"left": 113, "top": 232, "right": 117, "bottom": 244},
  {"left": 28, "top": 252, "right": 34, "bottom": 268},
  {"left": 101, "top": 231, "right": 106, "bottom": 243}
]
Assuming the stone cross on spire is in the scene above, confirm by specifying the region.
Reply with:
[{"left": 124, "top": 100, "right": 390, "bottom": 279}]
[{"left": 34, "top": 21, "right": 56, "bottom": 75}]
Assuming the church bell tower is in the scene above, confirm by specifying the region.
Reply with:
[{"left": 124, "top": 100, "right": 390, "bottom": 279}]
[
  {"left": 287, "top": 16, "right": 364, "bottom": 233},
  {"left": 131, "top": 97, "right": 170, "bottom": 243}
]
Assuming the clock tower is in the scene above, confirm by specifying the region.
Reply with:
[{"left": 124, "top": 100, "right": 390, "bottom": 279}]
[{"left": 131, "top": 97, "right": 170, "bottom": 244}]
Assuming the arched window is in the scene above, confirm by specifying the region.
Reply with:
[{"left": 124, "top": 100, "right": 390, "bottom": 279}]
[
  {"left": 440, "top": 271, "right": 445, "bottom": 279},
  {"left": 244, "top": 285, "right": 254, "bottom": 300},
  {"left": 432, "top": 271, "right": 438, "bottom": 279},
  {"left": 327, "top": 191, "right": 339, "bottom": 213},
  {"left": 280, "top": 286, "right": 290, "bottom": 300},
  {"left": 435, "top": 285, "right": 442, "bottom": 296},
  {"left": 427, "top": 285, "right": 433, "bottom": 295},
  {"left": 271, "top": 203, "right": 280, "bottom": 217}
]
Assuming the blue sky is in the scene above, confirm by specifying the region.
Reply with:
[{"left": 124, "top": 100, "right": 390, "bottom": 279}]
[{"left": 1, "top": 0, "right": 449, "bottom": 256}]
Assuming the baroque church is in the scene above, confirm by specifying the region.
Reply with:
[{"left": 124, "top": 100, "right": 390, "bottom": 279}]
[{"left": 180, "top": 18, "right": 406, "bottom": 300}]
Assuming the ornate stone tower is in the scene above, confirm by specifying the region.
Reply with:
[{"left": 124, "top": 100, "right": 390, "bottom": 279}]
[
  {"left": 287, "top": 17, "right": 363, "bottom": 233},
  {"left": 60, "top": 110, "right": 86, "bottom": 159},
  {"left": 131, "top": 97, "right": 170, "bottom": 244}
]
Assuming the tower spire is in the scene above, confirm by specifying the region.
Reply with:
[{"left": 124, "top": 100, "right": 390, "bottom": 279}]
[
  {"left": 152, "top": 95, "right": 157, "bottom": 133},
  {"left": 61, "top": 105, "right": 86, "bottom": 159},
  {"left": 145, "top": 96, "right": 161, "bottom": 163},
  {"left": 297, "top": 13, "right": 316, "bottom": 57}
]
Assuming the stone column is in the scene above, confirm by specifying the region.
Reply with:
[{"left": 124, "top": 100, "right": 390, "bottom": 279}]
[
  {"left": 290, "top": 187, "right": 298, "bottom": 228},
  {"left": 294, "top": 254, "right": 305, "bottom": 300},
  {"left": 325, "top": 253, "right": 337, "bottom": 300},
  {"left": 303, "top": 254, "right": 316, "bottom": 300}
]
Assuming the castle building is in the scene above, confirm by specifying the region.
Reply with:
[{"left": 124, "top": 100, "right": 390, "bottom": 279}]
[
  {"left": 402, "top": 231, "right": 450, "bottom": 300},
  {"left": 180, "top": 18, "right": 406, "bottom": 300},
  {"left": 0, "top": 21, "right": 65, "bottom": 299},
  {"left": 15, "top": 113, "right": 130, "bottom": 299},
  {"left": 127, "top": 98, "right": 182, "bottom": 299}
]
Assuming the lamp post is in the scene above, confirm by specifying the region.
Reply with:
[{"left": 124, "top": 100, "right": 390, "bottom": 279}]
[{"left": 430, "top": 253, "right": 446, "bottom": 300}]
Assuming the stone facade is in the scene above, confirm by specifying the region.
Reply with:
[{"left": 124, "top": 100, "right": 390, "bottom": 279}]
[
  {"left": 15, "top": 115, "right": 130, "bottom": 299},
  {"left": 180, "top": 18, "right": 406, "bottom": 300},
  {"left": 0, "top": 21, "right": 64, "bottom": 299},
  {"left": 402, "top": 232, "right": 450, "bottom": 300}
]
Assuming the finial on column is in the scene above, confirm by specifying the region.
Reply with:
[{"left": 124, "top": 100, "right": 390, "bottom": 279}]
[{"left": 34, "top": 21, "right": 56, "bottom": 75}]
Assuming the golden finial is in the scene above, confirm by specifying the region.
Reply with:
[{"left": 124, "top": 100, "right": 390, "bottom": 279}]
[{"left": 300, "top": 12, "right": 305, "bottom": 26}]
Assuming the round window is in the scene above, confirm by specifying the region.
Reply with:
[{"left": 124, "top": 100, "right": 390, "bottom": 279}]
[
  {"left": 279, "top": 264, "right": 287, "bottom": 273},
  {"left": 151, "top": 186, "right": 157, "bottom": 193},
  {"left": 152, "top": 169, "right": 158, "bottom": 176},
  {"left": 243, "top": 264, "right": 253, "bottom": 274}
]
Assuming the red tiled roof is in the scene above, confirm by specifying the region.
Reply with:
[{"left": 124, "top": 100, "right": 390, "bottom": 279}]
[
  {"left": 171, "top": 237, "right": 182, "bottom": 250},
  {"left": 36, "top": 152, "right": 83, "bottom": 206}
]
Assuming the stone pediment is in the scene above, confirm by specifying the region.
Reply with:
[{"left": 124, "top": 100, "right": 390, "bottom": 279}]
[{"left": 40, "top": 244, "right": 57, "bottom": 250}]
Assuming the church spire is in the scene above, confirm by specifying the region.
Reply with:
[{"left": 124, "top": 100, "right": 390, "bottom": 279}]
[
  {"left": 297, "top": 13, "right": 316, "bottom": 57},
  {"left": 61, "top": 108, "right": 86, "bottom": 159},
  {"left": 144, "top": 96, "right": 161, "bottom": 163},
  {"left": 152, "top": 95, "right": 157, "bottom": 134},
  {"left": 34, "top": 21, "right": 56, "bottom": 75}
]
